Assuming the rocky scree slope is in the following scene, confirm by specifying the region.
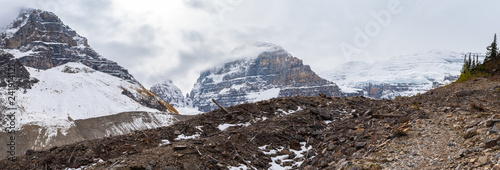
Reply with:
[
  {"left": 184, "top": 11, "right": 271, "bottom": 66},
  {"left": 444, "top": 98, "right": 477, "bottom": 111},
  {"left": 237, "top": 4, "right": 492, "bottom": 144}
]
[
  {"left": 2, "top": 74, "right": 498, "bottom": 169},
  {"left": 188, "top": 43, "right": 343, "bottom": 112},
  {"left": 357, "top": 77, "right": 500, "bottom": 169}
]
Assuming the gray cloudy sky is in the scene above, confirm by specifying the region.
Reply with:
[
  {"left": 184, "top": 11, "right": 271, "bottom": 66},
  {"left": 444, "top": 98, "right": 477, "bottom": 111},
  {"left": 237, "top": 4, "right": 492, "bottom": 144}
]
[{"left": 1, "top": 0, "right": 500, "bottom": 94}]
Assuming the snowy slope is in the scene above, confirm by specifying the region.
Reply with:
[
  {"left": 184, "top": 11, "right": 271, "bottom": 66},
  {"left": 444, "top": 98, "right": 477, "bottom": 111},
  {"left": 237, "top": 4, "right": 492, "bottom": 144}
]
[
  {"left": 320, "top": 50, "right": 484, "bottom": 98},
  {"left": 2, "top": 62, "right": 160, "bottom": 132}
]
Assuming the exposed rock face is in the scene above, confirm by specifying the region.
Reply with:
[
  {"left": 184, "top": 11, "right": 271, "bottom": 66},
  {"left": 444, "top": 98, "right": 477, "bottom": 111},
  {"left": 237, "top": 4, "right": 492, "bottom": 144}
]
[
  {"left": 0, "top": 51, "right": 36, "bottom": 89},
  {"left": 189, "top": 43, "right": 342, "bottom": 112},
  {"left": 150, "top": 80, "right": 191, "bottom": 108},
  {"left": 0, "top": 9, "right": 135, "bottom": 82}
]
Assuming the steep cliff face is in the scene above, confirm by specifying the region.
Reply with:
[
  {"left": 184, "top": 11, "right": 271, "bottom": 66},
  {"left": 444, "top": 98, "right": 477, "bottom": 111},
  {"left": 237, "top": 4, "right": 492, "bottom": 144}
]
[
  {"left": 0, "top": 51, "right": 36, "bottom": 89},
  {"left": 189, "top": 43, "right": 342, "bottom": 112},
  {"left": 0, "top": 8, "right": 135, "bottom": 82}
]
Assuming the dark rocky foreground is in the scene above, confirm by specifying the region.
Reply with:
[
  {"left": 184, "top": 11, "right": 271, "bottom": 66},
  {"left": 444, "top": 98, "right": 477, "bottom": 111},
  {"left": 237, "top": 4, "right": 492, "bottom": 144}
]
[
  {"left": 1, "top": 76, "right": 499, "bottom": 169},
  {"left": 0, "top": 95, "right": 420, "bottom": 169}
]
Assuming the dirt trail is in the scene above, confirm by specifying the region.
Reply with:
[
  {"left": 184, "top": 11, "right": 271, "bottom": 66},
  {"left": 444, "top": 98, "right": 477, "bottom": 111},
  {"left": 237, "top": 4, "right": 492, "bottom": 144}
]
[{"left": 362, "top": 77, "right": 500, "bottom": 169}]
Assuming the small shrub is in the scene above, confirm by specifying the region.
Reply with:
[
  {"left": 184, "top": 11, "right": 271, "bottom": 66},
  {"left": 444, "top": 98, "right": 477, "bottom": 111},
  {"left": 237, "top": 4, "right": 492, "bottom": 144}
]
[
  {"left": 412, "top": 102, "right": 421, "bottom": 110},
  {"left": 457, "top": 70, "right": 473, "bottom": 82}
]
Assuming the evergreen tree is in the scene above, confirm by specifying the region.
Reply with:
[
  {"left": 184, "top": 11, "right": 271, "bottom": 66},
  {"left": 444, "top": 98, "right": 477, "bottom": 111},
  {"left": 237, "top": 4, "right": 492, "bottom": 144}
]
[
  {"left": 468, "top": 54, "right": 472, "bottom": 69},
  {"left": 476, "top": 54, "right": 480, "bottom": 66},
  {"left": 486, "top": 34, "right": 499, "bottom": 62},
  {"left": 461, "top": 55, "right": 468, "bottom": 73},
  {"left": 459, "top": 54, "right": 473, "bottom": 82},
  {"left": 472, "top": 54, "right": 476, "bottom": 69}
]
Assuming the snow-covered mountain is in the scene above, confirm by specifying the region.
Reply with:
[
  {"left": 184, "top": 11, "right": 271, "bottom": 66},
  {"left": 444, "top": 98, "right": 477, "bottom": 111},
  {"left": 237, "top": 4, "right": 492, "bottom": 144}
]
[
  {"left": 188, "top": 43, "right": 343, "bottom": 112},
  {"left": 0, "top": 8, "right": 176, "bottom": 112},
  {"left": 320, "top": 50, "right": 483, "bottom": 99},
  {"left": 0, "top": 9, "right": 136, "bottom": 82},
  {"left": 150, "top": 80, "right": 201, "bottom": 115},
  {"left": 0, "top": 9, "right": 178, "bottom": 157},
  {"left": 151, "top": 80, "right": 191, "bottom": 108}
]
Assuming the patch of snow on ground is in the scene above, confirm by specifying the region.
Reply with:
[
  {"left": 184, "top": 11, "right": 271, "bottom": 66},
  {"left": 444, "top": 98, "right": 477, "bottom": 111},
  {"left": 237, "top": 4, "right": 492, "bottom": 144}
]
[
  {"left": 276, "top": 106, "right": 303, "bottom": 115},
  {"left": 228, "top": 164, "right": 249, "bottom": 170},
  {"left": 217, "top": 122, "right": 251, "bottom": 131},
  {"left": 160, "top": 139, "right": 171, "bottom": 146},
  {"left": 176, "top": 107, "right": 202, "bottom": 115},
  {"left": 195, "top": 126, "right": 203, "bottom": 131},
  {"left": 175, "top": 134, "right": 200, "bottom": 140},
  {"left": 260, "top": 142, "right": 313, "bottom": 169}
]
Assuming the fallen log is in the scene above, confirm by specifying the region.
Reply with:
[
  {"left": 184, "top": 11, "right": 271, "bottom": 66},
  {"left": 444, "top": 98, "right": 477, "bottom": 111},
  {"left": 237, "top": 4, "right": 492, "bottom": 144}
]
[{"left": 212, "top": 98, "right": 230, "bottom": 114}]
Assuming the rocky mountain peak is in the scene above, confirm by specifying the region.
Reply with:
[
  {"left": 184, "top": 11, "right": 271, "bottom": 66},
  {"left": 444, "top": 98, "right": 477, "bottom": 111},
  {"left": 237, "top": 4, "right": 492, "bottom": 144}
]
[
  {"left": 0, "top": 8, "right": 135, "bottom": 83},
  {"left": 150, "top": 80, "right": 191, "bottom": 108},
  {"left": 1, "top": 8, "right": 88, "bottom": 49},
  {"left": 189, "top": 43, "right": 342, "bottom": 112}
]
